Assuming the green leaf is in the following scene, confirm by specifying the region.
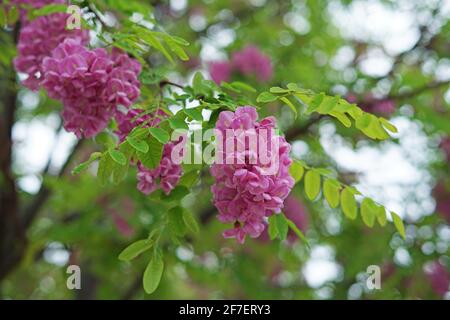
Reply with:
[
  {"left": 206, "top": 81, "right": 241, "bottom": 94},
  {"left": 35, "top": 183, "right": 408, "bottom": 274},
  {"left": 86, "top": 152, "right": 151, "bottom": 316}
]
[
  {"left": 168, "top": 207, "right": 186, "bottom": 236},
  {"left": 71, "top": 152, "right": 102, "bottom": 175},
  {"left": 182, "top": 210, "right": 200, "bottom": 234},
  {"left": 143, "top": 251, "right": 164, "bottom": 294},
  {"left": 184, "top": 108, "right": 203, "bottom": 121},
  {"left": 97, "top": 153, "right": 114, "bottom": 186},
  {"left": 137, "top": 136, "right": 163, "bottom": 169},
  {"left": 126, "top": 136, "right": 149, "bottom": 153},
  {"left": 286, "top": 218, "right": 309, "bottom": 248},
  {"left": 304, "top": 170, "right": 321, "bottom": 200},
  {"left": 268, "top": 215, "right": 278, "bottom": 240},
  {"left": 341, "top": 187, "right": 357, "bottom": 220},
  {"left": 0, "top": 7, "right": 6, "bottom": 27},
  {"left": 380, "top": 118, "right": 398, "bottom": 133},
  {"left": 376, "top": 206, "right": 387, "bottom": 226},
  {"left": 109, "top": 149, "right": 127, "bottom": 166},
  {"left": 28, "top": 4, "right": 67, "bottom": 19},
  {"left": 317, "top": 96, "right": 339, "bottom": 114},
  {"left": 361, "top": 198, "right": 376, "bottom": 227},
  {"left": 168, "top": 117, "right": 188, "bottom": 130},
  {"left": 391, "top": 212, "right": 406, "bottom": 239},
  {"left": 275, "top": 214, "right": 289, "bottom": 241},
  {"left": 257, "top": 92, "right": 278, "bottom": 103},
  {"left": 270, "top": 86, "right": 290, "bottom": 94},
  {"left": 162, "top": 185, "right": 189, "bottom": 202},
  {"left": 289, "top": 160, "right": 305, "bottom": 183},
  {"left": 323, "top": 179, "right": 340, "bottom": 208},
  {"left": 306, "top": 93, "right": 325, "bottom": 114},
  {"left": 118, "top": 239, "right": 153, "bottom": 262},
  {"left": 7, "top": 6, "right": 19, "bottom": 25},
  {"left": 192, "top": 71, "right": 205, "bottom": 94},
  {"left": 179, "top": 169, "right": 199, "bottom": 187},
  {"left": 330, "top": 111, "right": 352, "bottom": 128},
  {"left": 162, "top": 34, "right": 189, "bottom": 61},
  {"left": 231, "top": 81, "right": 257, "bottom": 93},
  {"left": 287, "top": 83, "right": 299, "bottom": 91},
  {"left": 135, "top": 27, "right": 174, "bottom": 63},
  {"left": 148, "top": 127, "right": 170, "bottom": 144},
  {"left": 280, "top": 96, "right": 298, "bottom": 119}
]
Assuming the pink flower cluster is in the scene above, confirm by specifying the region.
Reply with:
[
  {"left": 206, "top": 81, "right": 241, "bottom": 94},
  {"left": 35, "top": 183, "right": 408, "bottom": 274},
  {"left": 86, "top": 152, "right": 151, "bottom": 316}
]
[
  {"left": 210, "top": 106, "right": 294, "bottom": 243},
  {"left": 425, "top": 261, "right": 450, "bottom": 297},
  {"left": 41, "top": 39, "right": 141, "bottom": 138},
  {"left": 14, "top": 12, "right": 89, "bottom": 90},
  {"left": 115, "top": 109, "right": 184, "bottom": 196},
  {"left": 209, "top": 46, "right": 273, "bottom": 85},
  {"left": 347, "top": 93, "right": 395, "bottom": 116}
]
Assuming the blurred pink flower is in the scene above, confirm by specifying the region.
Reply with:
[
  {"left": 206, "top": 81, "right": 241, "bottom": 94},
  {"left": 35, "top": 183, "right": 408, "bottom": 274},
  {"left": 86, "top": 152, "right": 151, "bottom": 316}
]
[
  {"left": 432, "top": 182, "right": 450, "bottom": 224},
  {"left": 210, "top": 106, "right": 294, "bottom": 244},
  {"left": 232, "top": 46, "right": 273, "bottom": 82},
  {"left": 439, "top": 136, "right": 450, "bottom": 163},
  {"left": 425, "top": 261, "right": 450, "bottom": 297},
  {"left": 209, "top": 61, "right": 232, "bottom": 85}
]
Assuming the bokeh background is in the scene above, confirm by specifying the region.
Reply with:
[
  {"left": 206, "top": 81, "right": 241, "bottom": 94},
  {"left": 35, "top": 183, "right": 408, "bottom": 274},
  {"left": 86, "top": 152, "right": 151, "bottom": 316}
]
[{"left": 1, "top": 0, "right": 450, "bottom": 299}]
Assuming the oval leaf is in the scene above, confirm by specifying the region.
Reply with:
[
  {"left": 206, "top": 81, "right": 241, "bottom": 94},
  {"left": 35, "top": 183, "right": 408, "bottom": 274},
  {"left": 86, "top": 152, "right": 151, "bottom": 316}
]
[
  {"left": 341, "top": 187, "right": 357, "bottom": 220},
  {"left": 143, "top": 252, "right": 164, "bottom": 294},
  {"left": 323, "top": 179, "right": 340, "bottom": 208},
  {"left": 118, "top": 239, "right": 153, "bottom": 262},
  {"left": 304, "top": 170, "right": 321, "bottom": 200}
]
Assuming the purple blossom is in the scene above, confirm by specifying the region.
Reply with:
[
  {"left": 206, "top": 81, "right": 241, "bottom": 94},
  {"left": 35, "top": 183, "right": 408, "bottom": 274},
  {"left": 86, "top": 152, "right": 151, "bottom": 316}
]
[
  {"left": 41, "top": 39, "right": 141, "bottom": 138},
  {"left": 209, "top": 61, "right": 232, "bottom": 85},
  {"left": 425, "top": 261, "right": 450, "bottom": 297},
  {"left": 14, "top": 13, "right": 89, "bottom": 90},
  {"left": 232, "top": 46, "right": 273, "bottom": 82},
  {"left": 210, "top": 106, "right": 294, "bottom": 243},
  {"left": 115, "top": 109, "right": 184, "bottom": 196}
]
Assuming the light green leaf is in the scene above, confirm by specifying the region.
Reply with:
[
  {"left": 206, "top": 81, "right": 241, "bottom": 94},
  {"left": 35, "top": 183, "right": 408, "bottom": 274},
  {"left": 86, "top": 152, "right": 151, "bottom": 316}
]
[
  {"left": 323, "top": 179, "right": 340, "bottom": 208},
  {"left": 71, "top": 152, "right": 102, "bottom": 175},
  {"left": 7, "top": 6, "right": 19, "bottom": 25},
  {"left": 109, "top": 150, "right": 127, "bottom": 166},
  {"left": 231, "top": 81, "right": 257, "bottom": 93},
  {"left": 257, "top": 92, "right": 278, "bottom": 103},
  {"left": 289, "top": 160, "right": 305, "bottom": 184},
  {"left": 275, "top": 213, "right": 289, "bottom": 241},
  {"left": 391, "top": 212, "right": 406, "bottom": 239},
  {"left": 268, "top": 215, "right": 278, "bottom": 240},
  {"left": 148, "top": 127, "right": 170, "bottom": 144},
  {"left": 361, "top": 198, "right": 376, "bottom": 227},
  {"left": 380, "top": 118, "right": 398, "bottom": 133},
  {"left": 341, "top": 187, "right": 357, "bottom": 220},
  {"left": 168, "top": 207, "right": 186, "bottom": 236},
  {"left": 304, "top": 170, "right": 321, "bottom": 200},
  {"left": 182, "top": 210, "right": 200, "bottom": 234},
  {"left": 137, "top": 136, "right": 163, "bottom": 169},
  {"left": 143, "top": 251, "right": 164, "bottom": 294},
  {"left": 280, "top": 96, "right": 298, "bottom": 119},
  {"left": 270, "top": 86, "right": 290, "bottom": 93},
  {"left": 97, "top": 153, "right": 114, "bottom": 186},
  {"left": 286, "top": 218, "right": 309, "bottom": 248},
  {"left": 126, "top": 136, "right": 149, "bottom": 153},
  {"left": 118, "top": 239, "right": 153, "bottom": 261},
  {"left": 376, "top": 206, "right": 387, "bottom": 226}
]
